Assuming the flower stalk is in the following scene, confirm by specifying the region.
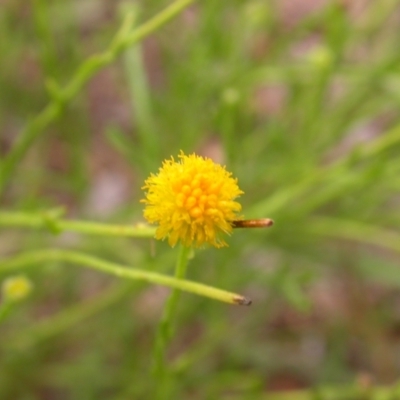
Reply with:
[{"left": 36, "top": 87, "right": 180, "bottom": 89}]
[{"left": 152, "top": 245, "right": 191, "bottom": 382}]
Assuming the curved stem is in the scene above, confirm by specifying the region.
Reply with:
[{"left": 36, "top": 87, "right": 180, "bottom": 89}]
[
  {"left": 0, "top": 249, "right": 250, "bottom": 306},
  {"left": 0, "top": 0, "right": 196, "bottom": 196}
]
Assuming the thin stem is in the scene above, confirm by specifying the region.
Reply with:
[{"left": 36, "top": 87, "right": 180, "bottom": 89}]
[
  {"left": 32, "top": 0, "right": 58, "bottom": 77},
  {"left": 0, "top": 249, "right": 251, "bottom": 306},
  {"left": 307, "top": 216, "right": 400, "bottom": 254},
  {"left": 0, "top": 210, "right": 156, "bottom": 238},
  {"left": 0, "top": 0, "right": 196, "bottom": 196},
  {"left": 249, "top": 122, "right": 400, "bottom": 217},
  {"left": 152, "top": 245, "right": 191, "bottom": 395},
  {"left": 122, "top": 0, "right": 194, "bottom": 49},
  {"left": 123, "top": 35, "right": 159, "bottom": 166}
]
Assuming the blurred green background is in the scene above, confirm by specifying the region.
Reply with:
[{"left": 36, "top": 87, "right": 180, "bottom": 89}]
[{"left": 2, "top": 0, "right": 400, "bottom": 398}]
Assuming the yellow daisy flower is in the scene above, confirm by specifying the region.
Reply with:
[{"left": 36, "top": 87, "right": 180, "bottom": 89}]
[{"left": 141, "top": 151, "right": 243, "bottom": 248}]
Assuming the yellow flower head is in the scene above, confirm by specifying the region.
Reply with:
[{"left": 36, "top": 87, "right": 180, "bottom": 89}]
[
  {"left": 2, "top": 275, "right": 32, "bottom": 302},
  {"left": 142, "top": 151, "right": 243, "bottom": 248}
]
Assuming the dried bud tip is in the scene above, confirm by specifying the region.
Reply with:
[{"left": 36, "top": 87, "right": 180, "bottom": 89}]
[
  {"left": 233, "top": 296, "right": 252, "bottom": 306},
  {"left": 232, "top": 218, "right": 274, "bottom": 228}
]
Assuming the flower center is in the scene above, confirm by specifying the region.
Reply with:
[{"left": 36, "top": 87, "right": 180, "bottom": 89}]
[{"left": 174, "top": 175, "right": 223, "bottom": 221}]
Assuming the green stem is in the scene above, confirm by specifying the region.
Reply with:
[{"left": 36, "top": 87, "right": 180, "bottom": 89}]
[
  {"left": 0, "top": 210, "right": 156, "bottom": 238},
  {"left": 0, "top": 249, "right": 250, "bottom": 306},
  {"left": 0, "top": 0, "right": 196, "bottom": 196},
  {"left": 123, "top": 35, "right": 159, "bottom": 165},
  {"left": 32, "top": 0, "right": 58, "bottom": 78},
  {"left": 307, "top": 216, "right": 400, "bottom": 254},
  {"left": 249, "top": 122, "right": 400, "bottom": 216},
  {"left": 152, "top": 245, "right": 191, "bottom": 394},
  {"left": 122, "top": 0, "right": 194, "bottom": 49}
]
